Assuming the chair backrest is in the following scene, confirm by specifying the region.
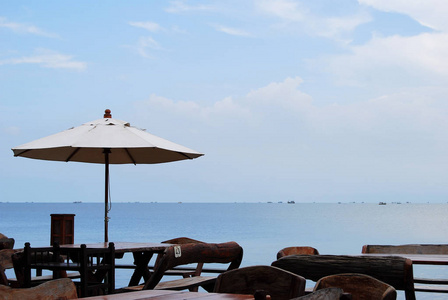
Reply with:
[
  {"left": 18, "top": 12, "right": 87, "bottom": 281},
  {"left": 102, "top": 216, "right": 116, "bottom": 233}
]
[
  {"left": 161, "top": 237, "right": 206, "bottom": 277},
  {"left": 12, "top": 243, "right": 65, "bottom": 288},
  {"left": 277, "top": 247, "right": 319, "bottom": 259},
  {"left": 162, "top": 237, "right": 205, "bottom": 245},
  {"left": 214, "top": 265, "right": 306, "bottom": 300},
  {"left": 272, "top": 255, "right": 415, "bottom": 300},
  {"left": 0, "top": 278, "right": 78, "bottom": 299},
  {"left": 58, "top": 243, "right": 115, "bottom": 297},
  {"left": 143, "top": 241, "right": 243, "bottom": 290},
  {"left": 362, "top": 244, "right": 448, "bottom": 255},
  {"left": 12, "top": 242, "right": 115, "bottom": 297},
  {"left": 0, "top": 233, "right": 15, "bottom": 251},
  {"left": 0, "top": 249, "right": 15, "bottom": 286},
  {"left": 314, "top": 273, "right": 396, "bottom": 300}
]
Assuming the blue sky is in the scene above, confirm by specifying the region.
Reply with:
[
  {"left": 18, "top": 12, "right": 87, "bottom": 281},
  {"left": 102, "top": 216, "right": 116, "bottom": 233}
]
[{"left": 2, "top": 0, "right": 448, "bottom": 203}]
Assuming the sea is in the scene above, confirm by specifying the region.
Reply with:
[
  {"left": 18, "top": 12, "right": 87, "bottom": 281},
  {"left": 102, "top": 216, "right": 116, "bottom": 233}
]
[{"left": 1, "top": 202, "right": 448, "bottom": 300}]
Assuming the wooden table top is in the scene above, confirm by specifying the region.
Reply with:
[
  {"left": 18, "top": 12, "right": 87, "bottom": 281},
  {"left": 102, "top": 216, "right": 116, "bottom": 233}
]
[
  {"left": 60, "top": 242, "right": 172, "bottom": 254},
  {"left": 82, "top": 289, "right": 254, "bottom": 300},
  {"left": 361, "top": 253, "right": 448, "bottom": 265}
]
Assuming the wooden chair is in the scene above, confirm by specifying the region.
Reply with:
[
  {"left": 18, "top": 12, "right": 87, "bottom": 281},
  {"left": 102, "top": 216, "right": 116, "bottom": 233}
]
[
  {"left": 0, "top": 233, "right": 15, "bottom": 251},
  {"left": 277, "top": 247, "right": 320, "bottom": 259},
  {"left": 314, "top": 273, "right": 396, "bottom": 300},
  {"left": 0, "top": 249, "right": 15, "bottom": 286},
  {"left": 362, "top": 244, "right": 448, "bottom": 293},
  {"left": 272, "top": 254, "right": 416, "bottom": 300},
  {"left": 159, "top": 237, "right": 206, "bottom": 278},
  {"left": 11, "top": 243, "right": 68, "bottom": 288},
  {"left": 161, "top": 237, "right": 205, "bottom": 245},
  {"left": 127, "top": 241, "right": 243, "bottom": 292},
  {"left": 57, "top": 243, "right": 115, "bottom": 297},
  {"left": 13, "top": 242, "right": 115, "bottom": 297},
  {"left": 213, "top": 265, "right": 306, "bottom": 300},
  {"left": 0, "top": 278, "right": 78, "bottom": 300}
]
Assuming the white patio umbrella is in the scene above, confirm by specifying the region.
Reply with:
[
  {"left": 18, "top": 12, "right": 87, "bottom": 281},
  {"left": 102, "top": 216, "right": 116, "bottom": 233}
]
[{"left": 12, "top": 109, "right": 204, "bottom": 242}]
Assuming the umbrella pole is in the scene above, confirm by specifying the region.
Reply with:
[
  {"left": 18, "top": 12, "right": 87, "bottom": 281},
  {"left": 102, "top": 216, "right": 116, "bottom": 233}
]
[{"left": 104, "top": 148, "right": 111, "bottom": 243}]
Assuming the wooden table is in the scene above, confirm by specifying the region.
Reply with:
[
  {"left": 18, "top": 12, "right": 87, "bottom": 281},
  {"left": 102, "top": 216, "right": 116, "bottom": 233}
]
[
  {"left": 361, "top": 253, "right": 448, "bottom": 293},
  {"left": 60, "top": 242, "right": 172, "bottom": 286},
  {"left": 361, "top": 253, "right": 448, "bottom": 265},
  {"left": 82, "top": 289, "right": 254, "bottom": 300}
]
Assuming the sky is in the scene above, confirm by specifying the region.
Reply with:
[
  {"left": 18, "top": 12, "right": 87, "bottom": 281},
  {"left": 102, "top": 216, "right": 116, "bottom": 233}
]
[{"left": 2, "top": 0, "right": 448, "bottom": 203}]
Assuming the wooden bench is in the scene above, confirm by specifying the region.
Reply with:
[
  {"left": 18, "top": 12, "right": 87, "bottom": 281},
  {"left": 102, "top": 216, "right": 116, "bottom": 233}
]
[
  {"left": 115, "top": 237, "right": 218, "bottom": 278},
  {"left": 125, "top": 241, "right": 243, "bottom": 292},
  {"left": 362, "top": 244, "right": 448, "bottom": 293},
  {"left": 272, "top": 254, "right": 415, "bottom": 300}
]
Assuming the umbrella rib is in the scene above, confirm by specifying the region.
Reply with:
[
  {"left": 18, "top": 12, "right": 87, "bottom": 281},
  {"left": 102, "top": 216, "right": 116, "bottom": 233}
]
[
  {"left": 177, "top": 151, "right": 195, "bottom": 160},
  {"left": 13, "top": 149, "right": 31, "bottom": 157},
  {"left": 124, "top": 148, "right": 137, "bottom": 165},
  {"left": 66, "top": 147, "right": 80, "bottom": 162}
]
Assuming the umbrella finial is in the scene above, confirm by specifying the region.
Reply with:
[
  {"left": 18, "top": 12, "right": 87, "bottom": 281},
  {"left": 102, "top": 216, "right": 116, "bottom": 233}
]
[{"left": 104, "top": 109, "right": 112, "bottom": 118}]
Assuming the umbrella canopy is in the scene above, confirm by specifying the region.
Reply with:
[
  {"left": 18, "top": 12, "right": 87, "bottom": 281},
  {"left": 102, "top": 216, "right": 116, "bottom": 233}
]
[{"left": 12, "top": 109, "right": 204, "bottom": 242}]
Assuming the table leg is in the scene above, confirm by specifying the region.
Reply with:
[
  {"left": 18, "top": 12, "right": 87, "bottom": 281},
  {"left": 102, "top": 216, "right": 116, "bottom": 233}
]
[{"left": 128, "top": 251, "right": 154, "bottom": 286}]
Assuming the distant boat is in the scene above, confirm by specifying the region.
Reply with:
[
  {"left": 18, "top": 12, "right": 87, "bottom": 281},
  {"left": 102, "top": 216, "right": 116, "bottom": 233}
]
[
  {"left": 287, "top": 201, "right": 295, "bottom": 204},
  {"left": 73, "top": 201, "right": 82, "bottom": 204},
  {"left": 379, "top": 202, "right": 386, "bottom": 205}
]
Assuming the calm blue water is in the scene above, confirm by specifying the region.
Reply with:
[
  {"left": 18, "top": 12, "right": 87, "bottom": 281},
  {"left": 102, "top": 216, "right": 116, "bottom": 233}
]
[{"left": 1, "top": 202, "right": 447, "bottom": 299}]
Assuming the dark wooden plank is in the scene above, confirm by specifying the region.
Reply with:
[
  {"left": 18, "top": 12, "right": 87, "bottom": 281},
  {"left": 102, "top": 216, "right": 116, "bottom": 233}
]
[
  {"left": 362, "top": 244, "right": 448, "bottom": 255},
  {"left": 272, "top": 255, "right": 415, "bottom": 300},
  {"left": 115, "top": 264, "right": 227, "bottom": 274},
  {"left": 60, "top": 242, "right": 171, "bottom": 254}
]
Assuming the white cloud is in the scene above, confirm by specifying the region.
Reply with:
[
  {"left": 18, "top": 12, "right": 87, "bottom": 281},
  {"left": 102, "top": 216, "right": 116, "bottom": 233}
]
[
  {"left": 129, "top": 21, "right": 164, "bottom": 32},
  {"left": 255, "top": 0, "right": 371, "bottom": 42},
  {"left": 319, "top": 32, "right": 448, "bottom": 86},
  {"left": 0, "top": 17, "right": 58, "bottom": 38},
  {"left": 246, "top": 77, "right": 313, "bottom": 110},
  {"left": 358, "top": 0, "right": 448, "bottom": 31},
  {"left": 136, "top": 76, "right": 448, "bottom": 156},
  {"left": 256, "top": 0, "right": 307, "bottom": 22},
  {"left": 165, "top": 0, "right": 217, "bottom": 13},
  {"left": 139, "top": 93, "right": 253, "bottom": 126},
  {"left": 134, "top": 36, "right": 163, "bottom": 58},
  {"left": 212, "top": 24, "right": 251, "bottom": 37},
  {"left": 0, "top": 49, "right": 86, "bottom": 70}
]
